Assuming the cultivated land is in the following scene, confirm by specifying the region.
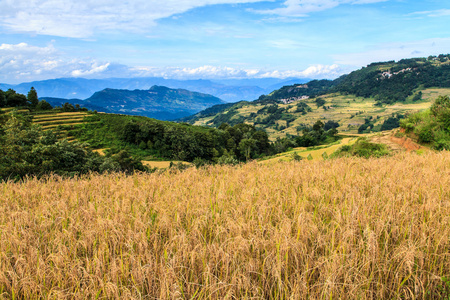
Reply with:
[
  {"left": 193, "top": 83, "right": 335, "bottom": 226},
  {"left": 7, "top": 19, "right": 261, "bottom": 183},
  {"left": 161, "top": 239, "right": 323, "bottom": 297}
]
[
  {"left": 193, "top": 88, "right": 450, "bottom": 140},
  {"left": 1, "top": 152, "right": 449, "bottom": 299}
]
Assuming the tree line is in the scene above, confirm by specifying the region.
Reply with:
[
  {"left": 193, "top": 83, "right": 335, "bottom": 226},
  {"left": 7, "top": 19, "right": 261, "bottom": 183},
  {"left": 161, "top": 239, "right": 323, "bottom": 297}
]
[
  {"left": 0, "top": 87, "right": 53, "bottom": 110},
  {"left": 0, "top": 112, "right": 146, "bottom": 181}
]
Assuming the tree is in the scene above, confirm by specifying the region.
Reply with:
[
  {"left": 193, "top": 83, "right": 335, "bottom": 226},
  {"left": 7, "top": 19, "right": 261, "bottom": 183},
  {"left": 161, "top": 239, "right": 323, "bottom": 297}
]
[
  {"left": 313, "top": 120, "right": 324, "bottom": 132},
  {"left": 0, "top": 90, "right": 6, "bottom": 107},
  {"left": 323, "top": 120, "right": 340, "bottom": 131},
  {"left": 27, "top": 87, "right": 39, "bottom": 108},
  {"left": 315, "top": 97, "right": 326, "bottom": 107},
  {"left": 238, "top": 138, "right": 257, "bottom": 160},
  {"left": 36, "top": 100, "right": 53, "bottom": 110},
  {"left": 430, "top": 95, "right": 450, "bottom": 131},
  {"left": 5, "top": 89, "right": 27, "bottom": 107},
  {"left": 62, "top": 103, "right": 75, "bottom": 112},
  {"left": 122, "top": 121, "right": 141, "bottom": 144}
]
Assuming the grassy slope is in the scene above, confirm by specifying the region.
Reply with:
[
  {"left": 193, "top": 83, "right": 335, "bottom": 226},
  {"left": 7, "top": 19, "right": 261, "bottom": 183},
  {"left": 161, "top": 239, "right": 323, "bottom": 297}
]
[
  {"left": 259, "top": 136, "right": 358, "bottom": 163},
  {"left": 1, "top": 151, "right": 449, "bottom": 299},
  {"left": 194, "top": 88, "right": 450, "bottom": 139}
]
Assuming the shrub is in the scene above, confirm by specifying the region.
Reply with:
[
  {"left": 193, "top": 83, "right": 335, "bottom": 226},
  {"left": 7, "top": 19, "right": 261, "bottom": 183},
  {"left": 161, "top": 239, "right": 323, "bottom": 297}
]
[{"left": 332, "top": 137, "right": 390, "bottom": 158}]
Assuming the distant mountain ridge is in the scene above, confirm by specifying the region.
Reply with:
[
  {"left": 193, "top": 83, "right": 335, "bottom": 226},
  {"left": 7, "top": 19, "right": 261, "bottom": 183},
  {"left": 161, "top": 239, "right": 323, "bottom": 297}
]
[
  {"left": 41, "top": 86, "right": 225, "bottom": 120},
  {"left": 0, "top": 77, "right": 310, "bottom": 103}
]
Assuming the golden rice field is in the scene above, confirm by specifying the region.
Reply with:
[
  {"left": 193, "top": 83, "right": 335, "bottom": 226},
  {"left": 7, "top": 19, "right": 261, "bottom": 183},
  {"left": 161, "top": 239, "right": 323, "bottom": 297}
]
[{"left": 1, "top": 152, "right": 450, "bottom": 299}]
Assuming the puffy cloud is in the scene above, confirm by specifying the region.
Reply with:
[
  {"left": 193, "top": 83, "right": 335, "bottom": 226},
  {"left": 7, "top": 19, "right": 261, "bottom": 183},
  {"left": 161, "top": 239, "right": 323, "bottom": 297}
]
[
  {"left": 255, "top": 64, "right": 343, "bottom": 79},
  {"left": 130, "top": 64, "right": 344, "bottom": 79},
  {"left": 0, "top": 0, "right": 269, "bottom": 38},
  {"left": 253, "top": 0, "right": 388, "bottom": 17},
  {"left": 0, "top": 42, "right": 112, "bottom": 83},
  {"left": 71, "top": 63, "right": 111, "bottom": 77},
  {"left": 0, "top": 42, "right": 344, "bottom": 83}
]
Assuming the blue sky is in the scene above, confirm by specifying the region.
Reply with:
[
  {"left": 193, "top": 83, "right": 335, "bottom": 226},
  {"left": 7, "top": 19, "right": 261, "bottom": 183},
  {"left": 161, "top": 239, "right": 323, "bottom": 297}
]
[{"left": 1, "top": 0, "right": 450, "bottom": 84}]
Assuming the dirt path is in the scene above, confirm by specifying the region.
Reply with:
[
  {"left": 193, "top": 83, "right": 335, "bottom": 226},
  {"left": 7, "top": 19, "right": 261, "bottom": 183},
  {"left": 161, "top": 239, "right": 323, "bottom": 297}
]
[{"left": 369, "top": 131, "right": 426, "bottom": 152}]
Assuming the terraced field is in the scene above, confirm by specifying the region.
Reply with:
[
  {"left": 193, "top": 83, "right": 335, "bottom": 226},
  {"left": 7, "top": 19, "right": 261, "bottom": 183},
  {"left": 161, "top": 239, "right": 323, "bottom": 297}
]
[
  {"left": 193, "top": 88, "right": 448, "bottom": 140},
  {"left": 29, "top": 111, "right": 93, "bottom": 142},
  {"left": 259, "top": 136, "right": 358, "bottom": 164},
  {"left": 32, "top": 112, "right": 90, "bottom": 130}
]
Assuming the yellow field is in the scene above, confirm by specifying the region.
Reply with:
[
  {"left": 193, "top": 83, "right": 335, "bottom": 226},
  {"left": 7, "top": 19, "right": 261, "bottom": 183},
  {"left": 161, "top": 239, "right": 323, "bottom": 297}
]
[
  {"left": 33, "top": 112, "right": 89, "bottom": 119},
  {"left": 259, "top": 137, "right": 357, "bottom": 163},
  {"left": 1, "top": 152, "right": 449, "bottom": 299},
  {"left": 421, "top": 88, "right": 450, "bottom": 100},
  {"left": 31, "top": 112, "right": 90, "bottom": 133},
  {"left": 142, "top": 160, "right": 192, "bottom": 168},
  {"left": 33, "top": 118, "right": 87, "bottom": 125}
]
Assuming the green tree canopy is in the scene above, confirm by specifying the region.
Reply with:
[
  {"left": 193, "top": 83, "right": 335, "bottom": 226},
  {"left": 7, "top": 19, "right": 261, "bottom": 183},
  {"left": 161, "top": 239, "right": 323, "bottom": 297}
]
[{"left": 27, "top": 87, "right": 39, "bottom": 108}]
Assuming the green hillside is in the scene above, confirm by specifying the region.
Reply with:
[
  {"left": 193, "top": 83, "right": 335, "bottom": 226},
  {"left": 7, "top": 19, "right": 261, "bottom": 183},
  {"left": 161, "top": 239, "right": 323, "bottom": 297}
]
[{"left": 191, "top": 55, "right": 450, "bottom": 139}]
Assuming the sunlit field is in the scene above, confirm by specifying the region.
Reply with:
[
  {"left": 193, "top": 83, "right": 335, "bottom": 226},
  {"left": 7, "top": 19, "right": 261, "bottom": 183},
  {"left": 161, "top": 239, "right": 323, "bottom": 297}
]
[{"left": 1, "top": 152, "right": 449, "bottom": 299}]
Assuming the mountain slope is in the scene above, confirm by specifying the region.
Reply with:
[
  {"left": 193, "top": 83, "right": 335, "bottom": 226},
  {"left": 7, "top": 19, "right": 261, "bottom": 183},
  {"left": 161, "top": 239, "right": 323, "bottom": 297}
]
[
  {"left": 188, "top": 55, "right": 450, "bottom": 138},
  {"left": 82, "top": 86, "right": 225, "bottom": 120}
]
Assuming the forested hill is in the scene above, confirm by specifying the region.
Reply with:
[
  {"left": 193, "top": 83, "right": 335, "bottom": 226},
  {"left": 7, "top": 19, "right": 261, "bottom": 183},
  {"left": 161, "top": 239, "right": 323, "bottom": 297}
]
[
  {"left": 186, "top": 54, "right": 450, "bottom": 138},
  {"left": 256, "top": 54, "right": 450, "bottom": 105},
  {"left": 82, "top": 86, "right": 225, "bottom": 120},
  {"left": 331, "top": 55, "right": 450, "bottom": 104}
]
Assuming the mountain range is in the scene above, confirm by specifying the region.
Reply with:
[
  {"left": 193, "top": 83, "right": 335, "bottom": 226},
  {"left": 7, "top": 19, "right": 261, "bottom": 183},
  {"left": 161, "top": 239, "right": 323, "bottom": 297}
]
[{"left": 0, "top": 77, "right": 310, "bottom": 103}]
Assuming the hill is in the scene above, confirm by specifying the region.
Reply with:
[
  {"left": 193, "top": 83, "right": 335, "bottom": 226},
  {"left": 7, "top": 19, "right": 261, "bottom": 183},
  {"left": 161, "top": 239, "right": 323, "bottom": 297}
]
[
  {"left": 43, "top": 86, "right": 227, "bottom": 121},
  {"left": 189, "top": 55, "right": 450, "bottom": 138}
]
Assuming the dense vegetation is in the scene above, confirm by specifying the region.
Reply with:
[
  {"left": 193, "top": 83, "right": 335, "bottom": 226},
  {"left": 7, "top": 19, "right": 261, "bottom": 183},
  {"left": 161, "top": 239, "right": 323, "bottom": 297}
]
[
  {"left": 74, "top": 113, "right": 275, "bottom": 163},
  {"left": 0, "top": 111, "right": 146, "bottom": 181},
  {"left": 257, "top": 79, "right": 335, "bottom": 103},
  {"left": 331, "top": 137, "right": 390, "bottom": 158},
  {"left": 0, "top": 87, "right": 53, "bottom": 110},
  {"left": 401, "top": 95, "right": 450, "bottom": 150},
  {"left": 333, "top": 55, "right": 450, "bottom": 104}
]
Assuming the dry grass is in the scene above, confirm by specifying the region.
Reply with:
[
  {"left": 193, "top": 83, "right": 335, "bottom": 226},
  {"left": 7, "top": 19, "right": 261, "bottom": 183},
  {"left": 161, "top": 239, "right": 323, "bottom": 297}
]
[
  {"left": 1, "top": 152, "right": 450, "bottom": 299},
  {"left": 141, "top": 161, "right": 192, "bottom": 168},
  {"left": 33, "top": 118, "right": 87, "bottom": 125},
  {"left": 32, "top": 112, "right": 89, "bottom": 119}
]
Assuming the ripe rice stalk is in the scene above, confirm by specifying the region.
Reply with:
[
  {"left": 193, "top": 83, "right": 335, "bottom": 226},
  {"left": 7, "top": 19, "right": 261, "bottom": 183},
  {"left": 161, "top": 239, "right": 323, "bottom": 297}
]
[{"left": 0, "top": 151, "right": 449, "bottom": 299}]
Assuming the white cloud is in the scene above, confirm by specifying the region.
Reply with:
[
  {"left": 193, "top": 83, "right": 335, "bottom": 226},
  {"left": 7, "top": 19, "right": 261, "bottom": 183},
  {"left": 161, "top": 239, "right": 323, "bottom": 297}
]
[
  {"left": 409, "top": 9, "right": 450, "bottom": 18},
  {"left": 130, "top": 64, "right": 343, "bottom": 79},
  {"left": 0, "top": 42, "right": 113, "bottom": 83},
  {"left": 253, "top": 0, "right": 388, "bottom": 17},
  {"left": 71, "top": 63, "right": 111, "bottom": 77},
  {"left": 333, "top": 38, "right": 450, "bottom": 67},
  {"left": 0, "top": 0, "right": 270, "bottom": 38},
  {"left": 0, "top": 42, "right": 343, "bottom": 83}
]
